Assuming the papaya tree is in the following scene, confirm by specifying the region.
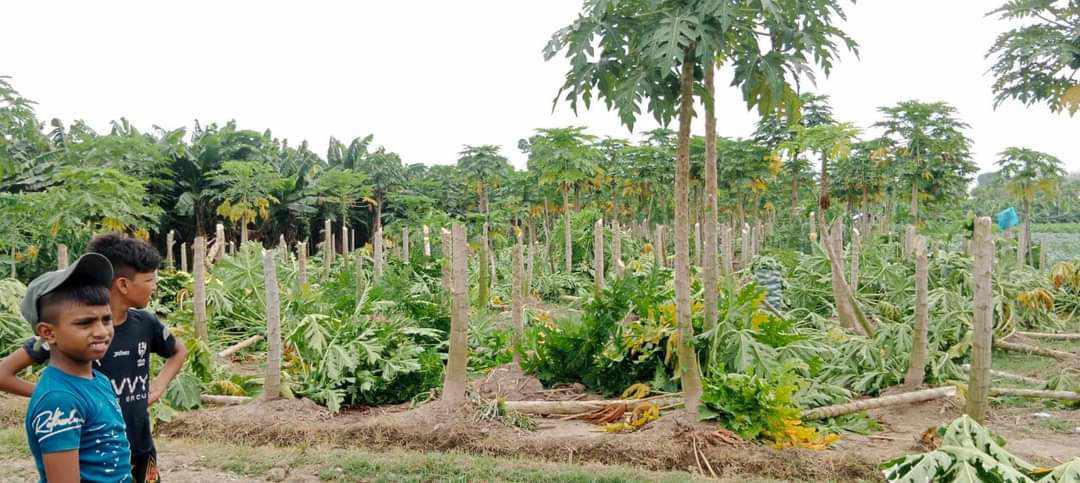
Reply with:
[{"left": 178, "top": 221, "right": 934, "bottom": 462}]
[
  {"left": 875, "top": 101, "right": 975, "bottom": 226},
  {"left": 546, "top": 0, "right": 857, "bottom": 417},
  {"left": 996, "top": 147, "right": 1065, "bottom": 261},
  {"left": 987, "top": 0, "right": 1080, "bottom": 115},
  {"left": 210, "top": 161, "right": 284, "bottom": 243}
]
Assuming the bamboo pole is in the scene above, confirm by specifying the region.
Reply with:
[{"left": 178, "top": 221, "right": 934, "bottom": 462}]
[
  {"left": 218, "top": 335, "right": 263, "bottom": 359},
  {"left": 967, "top": 216, "right": 993, "bottom": 423},
  {"left": 263, "top": 249, "right": 282, "bottom": 401},
  {"left": 193, "top": 237, "right": 208, "bottom": 342},
  {"left": 594, "top": 218, "right": 604, "bottom": 290},
  {"left": 904, "top": 236, "right": 929, "bottom": 388},
  {"left": 802, "top": 387, "right": 956, "bottom": 420},
  {"left": 442, "top": 223, "right": 469, "bottom": 404},
  {"left": 56, "top": 244, "right": 69, "bottom": 269}
]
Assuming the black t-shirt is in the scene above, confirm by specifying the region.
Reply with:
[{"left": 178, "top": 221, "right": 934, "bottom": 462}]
[{"left": 24, "top": 309, "right": 178, "bottom": 456}]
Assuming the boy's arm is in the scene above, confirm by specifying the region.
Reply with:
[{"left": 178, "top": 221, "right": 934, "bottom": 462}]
[
  {"left": 0, "top": 347, "right": 38, "bottom": 397},
  {"left": 149, "top": 337, "right": 187, "bottom": 405},
  {"left": 42, "top": 450, "right": 79, "bottom": 483}
]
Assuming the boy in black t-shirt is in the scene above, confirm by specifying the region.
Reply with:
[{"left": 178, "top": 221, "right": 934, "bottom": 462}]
[{"left": 0, "top": 234, "right": 188, "bottom": 483}]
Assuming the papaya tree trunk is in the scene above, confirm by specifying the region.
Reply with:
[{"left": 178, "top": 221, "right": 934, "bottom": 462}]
[
  {"left": 966, "top": 217, "right": 993, "bottom": 423},
  {"left": 193, "top": 237, "right": 208, "bottom": 342},
  {"left": 442, "top": 223, "right": 470, "bottom": 404},
  {"left": 904, "top": 236, "right": 929, "bottom": 388},
  {"left": 703, "top": 58, "right": 719, "bottom": 331},
  {"left": 563, "top": 184, "right": 572, "bottom": 273},
  {"left": 262, "top": 249, "right": 282, "bottom": 401},
  {"left": 674, "top": 48, "right": 703, "bottom": 417},
  {"left": 511, "top": 236, "right": 524, "bottom": 367}
]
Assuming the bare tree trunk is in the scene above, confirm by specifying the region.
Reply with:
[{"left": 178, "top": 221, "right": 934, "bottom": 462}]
[
  {"left": 994, "top": 339, "right": 1076, "bottom": 361},
  {"left": 654, "top": 224, "right": 664, "bottom": 268},
  {"left": 373, "top": 226, "right": 384, "bottom": 282},
  {"left": 967, "top": 216, "right": 993, "bottom": 424},
  {"left": 910, "top": 181, "right": 919, "bottom": 227},
  {"left": 612, "top": 219, "right": 623, "bottom": 278},
  {"left": 904, "top": 236, "right": 929, "bottom": 388},
  {"left": 849, "top": 228, "right": 861, "bottom": 292},
  {"left": 341, "top": 223, "right": 348, "bottom": 256},
  {"left": 740, "top": 223, "right": 751, "bottom": 268},
  {"left": 903, "top": 224, "right": 917, "bottom": 258},
  {"left": 593, "top": 218, "right": 604, "bottom": 290},
  {"left": 803, "top": 387, "right": 956, "bottom": 420},
  {"left": 402, "top": 227, "right": 410, "bottom": 265},
  {"left": 180, "top": 242, "right": 188, "bottom": 273},
  {"left": 1022, "top": 198, "right": 1031, "bottom": 265},
  {"left": 479, "top": 223, "right": 490, "bottom": 307},
  {"left": 218, "top": 335, "right": 262, "bottom": 359},
  {"left": 355, "top": 249, "right": 365, "bottom": 307},
  {"left": 241, "top": 223, "right": 249, "bottom": 245},
  {"left": 323, "top": 219, "right": 334, "bottom": 265},
  {"left": 721, "top": 223, "right": 733, "bottom": 275},
  {"left": 511, "top": 235, "right": 524, "bottom": 367},
  {"left": 562, "top": 186, "right": 573, "bottom": 273},
  {"left": 262, "top": 249, "right": 282, "bottom": 401},
  {"left": 213, "top": 223, "right": 225, "bottom": 262},
  {"left": 694, "top": 222, "right": 702, "bottom": 268},
  {"left": 297, "top": 242, "right": 308, "bottom": 289},
  {"left": 57, "top": 244, "right": 69, "bottom": 269},
  {"left": 809, "top": 211, "right": 818, "bottom": 244},
  {"left": 423, "top": 225, "right": 431, "bottom": 257},
  {"left": 442, "top": 223, "right": 470, "bottom": 404},
  {"left": 1016, "top": 331, "right": 1080, "bottom": 341},
  {"left": 703, "top": 60, "right": 719, "bottom": 332},
  {"left": 165, "top": 230, "right": 174, "bottom": 269},
  {"left": 824, "top": 221, "right": 859, "bottom": 333},
  {"left": 440, "top": 228, "right": 452, "bottom": 292},
  {"left": 674, "top": 49, "right": 703, "bottom": 417},
  {"left": 193, "top": 237, "right": 208, "bottom": 342}
]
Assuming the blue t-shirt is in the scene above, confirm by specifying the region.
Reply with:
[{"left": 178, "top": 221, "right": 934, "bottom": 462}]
[{"left": 25, "top": 366, "right": 133, "bottom": 483}]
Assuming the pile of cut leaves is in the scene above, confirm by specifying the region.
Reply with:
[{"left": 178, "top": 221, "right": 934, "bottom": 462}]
[{"left": 882, "top": 415, "right": 1080, "bottom": 482}]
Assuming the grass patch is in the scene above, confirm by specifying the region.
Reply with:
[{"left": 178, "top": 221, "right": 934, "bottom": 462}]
[
  {"left": 0, "top": 427, "right": 28, "bottom": 457},
  {"left": 162, "top": 438, "right": 731, "bottom": 483}
]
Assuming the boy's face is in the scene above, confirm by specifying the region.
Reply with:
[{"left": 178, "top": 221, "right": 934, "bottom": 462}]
[
  {"left": 118, "top": 271, "right": 157, "bottom": 309},
  {"left": 36, "top": 304, "right": 114, "bottom": 363}
]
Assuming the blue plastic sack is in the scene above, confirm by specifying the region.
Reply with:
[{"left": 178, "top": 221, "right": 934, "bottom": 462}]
[{"left": 996, "top": 207, "right": 1019, "bottom": 231}]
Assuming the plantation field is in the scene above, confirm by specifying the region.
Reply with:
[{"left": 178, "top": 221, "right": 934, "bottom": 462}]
[{"left": 1033, "top": 228, "right": 1080, "bottom": 265}]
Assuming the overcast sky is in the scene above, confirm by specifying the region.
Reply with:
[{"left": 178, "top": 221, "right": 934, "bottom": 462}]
[{"left": 2, "top": 1, "right": 1077, "bottom": 174}]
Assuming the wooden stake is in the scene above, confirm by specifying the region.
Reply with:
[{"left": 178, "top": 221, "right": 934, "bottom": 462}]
[
  {"left": 442, "top": 223, "right": 469, "bottom": 404},
  {"left": 193, "top": 237, "right": 208, "bottom": 342},
  {"left": 967, "top": 216, "right": 993, "bottom": 423},
  {"left": 262, "top": 249, "right": 282, "bottom": 401}
]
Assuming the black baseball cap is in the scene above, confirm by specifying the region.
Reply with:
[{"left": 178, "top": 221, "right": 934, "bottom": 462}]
[{"left": 20, "top": 253, "right": 113, "bottom": 326}]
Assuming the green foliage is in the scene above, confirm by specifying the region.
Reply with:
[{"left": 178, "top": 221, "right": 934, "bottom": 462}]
[
  {"left": 0, "top": 278, "right": 30, "bottom": 354},
  {"left": 699, "top": 366, "right": 802, "bottom": 441},
  {"left": 881, "top": 415, "right": 1080, "bottom": 482},
  {"left": 987, "top": 0, "right": 1080, "bottom": 115}
]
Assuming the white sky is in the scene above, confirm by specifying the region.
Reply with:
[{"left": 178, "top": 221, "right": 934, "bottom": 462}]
[{"left": 2, "top": 1, "right": 1077, "bottom": 175}]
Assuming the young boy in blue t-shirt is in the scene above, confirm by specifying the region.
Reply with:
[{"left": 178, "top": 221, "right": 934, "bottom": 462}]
[{"left": 21, "top": 253, "right": 133, "bottom": 482}]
